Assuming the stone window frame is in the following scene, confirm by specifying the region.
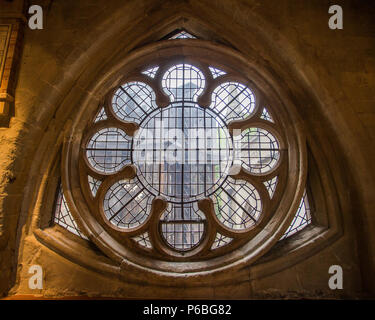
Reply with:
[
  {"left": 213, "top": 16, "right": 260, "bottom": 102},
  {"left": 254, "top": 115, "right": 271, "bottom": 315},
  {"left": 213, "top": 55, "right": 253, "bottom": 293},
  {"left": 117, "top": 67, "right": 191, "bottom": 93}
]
[
  {"left": 31, "top": 38, "right": 342, "bottom": 287},
  {"left": 76, "top": 55, "right": 287, "bottom": 260}
]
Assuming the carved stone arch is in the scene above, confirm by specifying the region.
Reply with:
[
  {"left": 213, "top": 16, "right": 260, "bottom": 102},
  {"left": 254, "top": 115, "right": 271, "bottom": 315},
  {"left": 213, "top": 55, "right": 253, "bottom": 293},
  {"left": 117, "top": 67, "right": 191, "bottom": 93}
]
[
  {"left": 31, "top": 21, "right": 335, "bottom": 286},
  {"left": 8, "top": 1, "right": 369, "bottom": 297}
]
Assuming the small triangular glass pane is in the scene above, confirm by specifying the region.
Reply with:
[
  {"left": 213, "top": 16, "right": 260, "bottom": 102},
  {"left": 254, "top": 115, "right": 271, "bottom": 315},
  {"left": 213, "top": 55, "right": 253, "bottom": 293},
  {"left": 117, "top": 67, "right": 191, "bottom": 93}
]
[
  {"left": 54, "top": 184, "right": 88, "bottom": 239},
  {"left": 209, "top": 66, "right": 226, "bottom": 79},
  {"left": 141, "top": 66, "right": 159, "bottom": 79},
  {"left": 280, "top": 190, "right": 312, "bottom": 240},
  {"left": 94, "top": 107, "right": 107, "bottom": 123},
  {"left": 169, "top": 30, "right": 196, "bottom": 39},
  {"left": 264, "top": 176, "right": 278, "bottom": 198},
  {"left": 88, "top": 175, "right": 102, "bottom": 197},
  {"left": 132, "top": 232, "right": 152, "bottom": 249},
  {"left": 211, "top": 233, "right": 233, "bottom": 250},
  {"left": 260, "top": 107, "right": 274, "bottom": 123}
]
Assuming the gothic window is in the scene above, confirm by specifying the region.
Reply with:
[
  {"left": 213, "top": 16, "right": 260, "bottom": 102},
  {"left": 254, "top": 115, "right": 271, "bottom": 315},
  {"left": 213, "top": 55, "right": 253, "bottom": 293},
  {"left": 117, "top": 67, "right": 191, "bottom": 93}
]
[{"left": 54, "top": 31, "right": 314, "bottom": 274}]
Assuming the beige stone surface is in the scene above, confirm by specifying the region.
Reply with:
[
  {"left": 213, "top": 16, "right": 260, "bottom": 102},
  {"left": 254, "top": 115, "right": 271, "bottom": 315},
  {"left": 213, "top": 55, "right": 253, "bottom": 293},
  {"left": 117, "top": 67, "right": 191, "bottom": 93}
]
[{"left": 0, "top": 0, "right": 374, "bottom": 298}]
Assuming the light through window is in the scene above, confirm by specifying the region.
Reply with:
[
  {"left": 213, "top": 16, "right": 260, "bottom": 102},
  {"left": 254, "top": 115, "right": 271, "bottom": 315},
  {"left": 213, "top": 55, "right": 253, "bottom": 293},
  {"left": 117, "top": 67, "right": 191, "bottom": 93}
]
[
  {"left": 58, "top": 39, "right": 310, "bottom": 261},
  {"left": 81, "top": 61, "right": 283, "bottom": 253}
]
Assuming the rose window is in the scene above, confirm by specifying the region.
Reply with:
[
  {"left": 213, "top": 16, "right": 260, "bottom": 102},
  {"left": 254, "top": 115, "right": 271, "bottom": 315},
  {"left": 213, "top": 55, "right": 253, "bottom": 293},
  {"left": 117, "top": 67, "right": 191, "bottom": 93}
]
[{"left": 78, "top": 59, "right": 285, "bottom": 259}]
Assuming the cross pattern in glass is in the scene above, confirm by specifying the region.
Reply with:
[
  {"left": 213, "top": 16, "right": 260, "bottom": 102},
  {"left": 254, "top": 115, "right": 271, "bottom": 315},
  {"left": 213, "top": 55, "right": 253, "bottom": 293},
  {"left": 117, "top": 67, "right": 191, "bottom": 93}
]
[
  {"left": 112, "top": 81, "right": 157, "bottom": 123},
  {"left": 103, "top": 179, "right": 154, "bottom": 229},
  {"left": 84, "top": 62, "right": 284, "bottom": 253},
  {"left": 86, "top": 127, "right": 132, "bottom": 174},
  {"left": 133, "top": 102, "right": 232, "bottom": 203}
]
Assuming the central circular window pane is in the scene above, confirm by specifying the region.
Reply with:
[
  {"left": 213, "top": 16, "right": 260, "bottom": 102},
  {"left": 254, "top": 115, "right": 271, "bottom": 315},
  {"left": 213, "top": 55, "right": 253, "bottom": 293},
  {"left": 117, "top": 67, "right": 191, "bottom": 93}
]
[{"left": 133, "top": 102, "right": 233, "bottom": 203}]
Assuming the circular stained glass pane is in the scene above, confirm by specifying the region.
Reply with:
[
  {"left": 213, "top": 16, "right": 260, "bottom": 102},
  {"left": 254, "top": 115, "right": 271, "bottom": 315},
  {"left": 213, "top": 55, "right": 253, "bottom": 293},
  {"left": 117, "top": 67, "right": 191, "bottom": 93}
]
[
  {"left": 162, "top": 64, "right": 205, "bottom": 102},
  {"left": 240, "top": 127, "right": 280, "bottom": 174},
  {"left": 86, "top": 127, "right": 131, "bottom": 174},
  {"left": 133, "top": 102, "right": 233, "bottom": 203},
  {"left": 210, "top": 82, "right": 255, "bottom": 123},
  {"left": 161, "top": 222, "right": 205, "bottom": 251},
  {"left": 112, "top": 82, "right": 156, "bottom": 123},
  {"left": 212, "top": 177, "right": 262, "bottom": 230},
  {"left": 103, "top": 179, "right": 153, "bottom": 229},
  {"left": 159, "top": 192, "right": 206, "bottom": 251}
]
